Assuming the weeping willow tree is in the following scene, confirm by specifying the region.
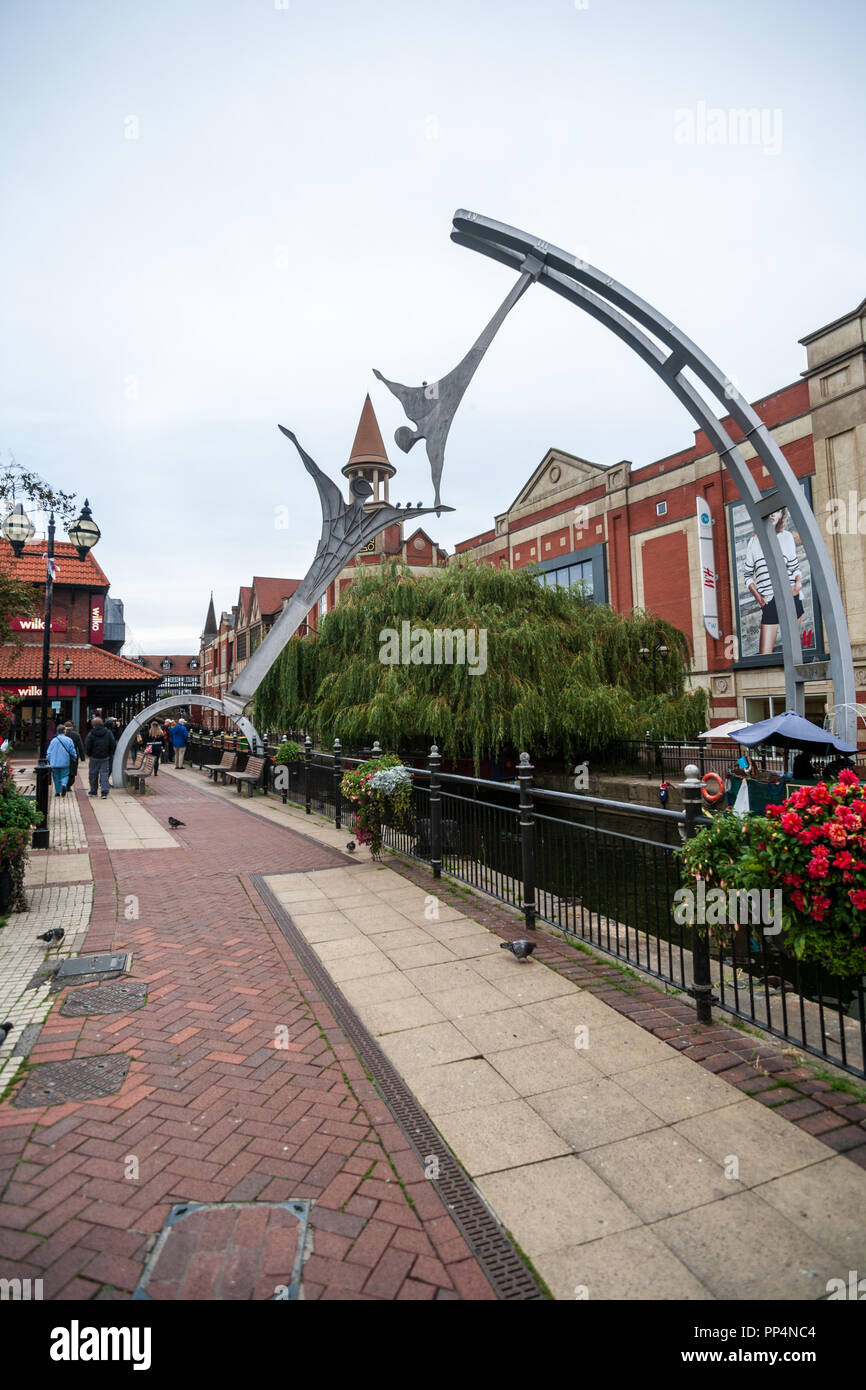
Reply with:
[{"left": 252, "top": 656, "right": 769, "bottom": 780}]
[{"left": 255, "top": 562, "right": 708, "bottom": 766}]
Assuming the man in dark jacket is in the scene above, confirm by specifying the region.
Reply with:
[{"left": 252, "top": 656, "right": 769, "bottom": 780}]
[
  {"left": 64, "top": 722, "right": 85, "bottom": 788},
  {"left": 85, "top": 717, "right": 116, "bottom": 798}
]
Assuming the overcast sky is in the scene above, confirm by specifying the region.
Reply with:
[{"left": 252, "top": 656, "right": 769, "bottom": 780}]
[{"left": 2, "top": 0, "right": 864, "bottom": 652}]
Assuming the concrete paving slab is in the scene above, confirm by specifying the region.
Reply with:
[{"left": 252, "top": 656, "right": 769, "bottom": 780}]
[
  {"left": 524, "top": 990, "right": 633, "bottom": 1036},
  {"left": 674, "top": 1099, "right": 833, "bottom": 1187},
  {"left": 478, "top": 1155, "right": 639, "bottom": 1253},
  {"left": 653, "top": 1189, "right": 841, "bottom": 1301},
  {"left": 324, "top": 950, "right": 398, "bottom": 982},
  {"left": 538, "top": 1227, "right": 714, "bottom": 1301},
  {"left": 754, "top": 1156, "right": 866, "bottom": 1267},
  {"left": 528, "top": 1076, "right": 663, "bottom": 1151},
  {"left": 486, "top": 1039, "right": 603, "bottom": 1095},
  {"left": 355, "top": 994, "right": 446, "bottom": 1035},
  {"left": 338, "top": 972, "right": 422, "bottom": 1008},
  {"left": 583, "top": 1128, "right": 744, "bottom": 1222},
  {"left": 433, "top": 1099, "right": 571, "bottom": 1175},
  {"left": 616, "top": 1054, "right": 749, "bottom": 1122},
  {"left": 378, "top": 1020, "right": 479, "bottom": 1074},
  {"left": 454, "top": 1006, "right": 554, "bottom": 1053},
  {"left": 578, "top": 1021, "right": 677, "bottom": 1076},
  {"left": 407, "top": 1057, "right": 520, "bottom": 1116},
  {"left": 426, "top": 980, "right": 516, "bottom": 1020}
]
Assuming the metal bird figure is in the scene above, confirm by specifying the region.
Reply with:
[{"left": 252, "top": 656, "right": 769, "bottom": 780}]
[
  {"left": 373, "top": 262, "right": 539, "bottom": 510},
  {"left": 0, "top": 1022, "right": 13, "bottom": 1044},
  {"left": 168, "top": 817, "right": 185, "bottom": 828},
  {"left": 346, "top": 841, "right": 356, "bottom": 852},
  {"left": 36, "top": 927, "right": 64, "bottom": 945},
  {"left": 500, "top": 939, "right": 536, "bottom": 962}
]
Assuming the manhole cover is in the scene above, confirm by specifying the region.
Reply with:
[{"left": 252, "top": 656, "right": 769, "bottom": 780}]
[
  {"left": 55, "top": 953, "right": 131, "bottom": 980},
  {"left": 133, "top": 1201, "right": 312, "bottom": 1300},
  {"left": 14, "top": 1054, "right": 132, "bottom": 1108},
  {"left": 60, "top": 981, "right": 147, "bottom": 1016}
]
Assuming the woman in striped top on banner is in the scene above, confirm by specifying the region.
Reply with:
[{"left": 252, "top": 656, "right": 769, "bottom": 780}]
[{"left": 743, "top": 507, "right": 804, "bottom": 657}]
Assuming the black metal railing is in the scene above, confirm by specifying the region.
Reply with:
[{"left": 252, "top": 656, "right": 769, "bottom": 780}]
[{"left": 185, "top": 734, "right": 866, "bottom": 1077}]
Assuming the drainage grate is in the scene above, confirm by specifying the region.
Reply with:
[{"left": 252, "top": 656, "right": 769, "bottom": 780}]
[
  {"left": 14, "top": 1054, "right": 131, "bottom": 1108},
  {"left": 252, "top": 874, "right": 546, "bottom": 1301},
  {"left": 132, "top": 1201, "right": 312, "bottom": 1300},
  {"left": 60, "top": 980, "right": 147, "bottom": 1017}
]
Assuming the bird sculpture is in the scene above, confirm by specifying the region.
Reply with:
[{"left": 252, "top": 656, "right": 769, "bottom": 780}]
[
  {"left": 500, "top": 939, "right": 536, "bottom": 962},
  {"left": 0, "top": 1022, "right": 13, "bottom": 1044},
  {"left": 168, "top": 817, "right": 185, "bottom": 828},
  {"left": 373, "top": 266, "right": 536, "bottom": 511},
  {"left": 36, "top": 927, "right": 64, "bottom": 945}
]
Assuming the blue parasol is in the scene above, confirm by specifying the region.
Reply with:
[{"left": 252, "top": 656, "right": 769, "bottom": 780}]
[{"left": 729, "top": 710, "right": 856, "bottom": 755}]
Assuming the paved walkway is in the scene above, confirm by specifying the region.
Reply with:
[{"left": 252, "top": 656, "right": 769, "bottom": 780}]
[
  {"left": 1, "top": 764, "right": 864, "bottom": 1299},
  {"left": 169, "top": 767, "right": 866, "bottom": 1300},
  {"left": 0, "top": 772, "right": 496, "bottom": 1300}
]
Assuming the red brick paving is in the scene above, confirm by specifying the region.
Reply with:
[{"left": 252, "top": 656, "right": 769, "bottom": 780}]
[{"left": 0, "top": 777, "right": 496, "bottom": 1301}]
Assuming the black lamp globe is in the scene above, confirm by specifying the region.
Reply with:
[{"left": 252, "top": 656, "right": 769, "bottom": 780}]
[
  {"left": 67, "top": 499, "right": 100, "bottom": 560},
  {"left": 2, "top": 502, "right": 36, "bottom": 557}
]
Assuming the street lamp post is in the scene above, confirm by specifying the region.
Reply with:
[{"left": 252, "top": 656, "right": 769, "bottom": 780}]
[
  {"left": 640, "top": 641, "right": 669, "bottom": 696},
  {"left": 2, "top": 499, "right": 100, "bottom": 849}
]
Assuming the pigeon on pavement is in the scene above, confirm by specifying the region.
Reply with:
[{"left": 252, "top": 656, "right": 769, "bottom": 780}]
[
  {"left": 500, "top": 939, "right": 536, "bottom": 962},
  {"left": 0, "top": 1022, "right": 13, "bottom": 1044},
  {"left": 346, "top": 841, "right": 356, "bottom": 852},
  {"left": 168, "top": 817, "right": 185, "bottom": 828},
  {"left": 36, "top": 928, "right": 65, "bottom": 944}
]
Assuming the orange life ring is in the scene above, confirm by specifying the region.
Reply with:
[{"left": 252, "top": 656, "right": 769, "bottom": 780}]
[{"left": 701, "top": 771, "right": 725, "bottom": 803}]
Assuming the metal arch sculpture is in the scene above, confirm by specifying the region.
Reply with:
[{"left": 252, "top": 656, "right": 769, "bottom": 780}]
[
  {"left": 112, "top": 694, "right": 263, "bottom": 786},
  {"left": 374, "top": 210, "right": 856, "bottom": 748},
  {"left": 220, "top": 426, "right": 452, "bottom": 719}
]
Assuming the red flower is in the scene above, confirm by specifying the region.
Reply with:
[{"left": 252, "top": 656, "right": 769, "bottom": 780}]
[
  {"left": 807, "top": 856, "right": 829, "bottom": 879},
  {"left": 790, "top": 889, "right": 806, "bottom": 910},
  {"left": 826, "top": 823, "right": 848, "bottom": 847},
  {"left": 838, "top": 768, "right": 860, "bottom": 786},
  {"left": 780, "top": 811, "right": 802, "bottom": 832},
  {"left": 849, "top": 889, "right": 866, "bottom": 910},
  {"left": 833, "top": 851, "right": 854, "bottom": 870},
  {"left": 781, "top": 872, "right": 803, "bottom": 886}
]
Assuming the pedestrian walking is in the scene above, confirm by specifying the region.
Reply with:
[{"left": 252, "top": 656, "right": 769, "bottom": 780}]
[
  {"left": 64, "top": 722, "right": 85, "bottom": 788},
  {"left": 170, "top": 718, "right": 190, "bottom": 768},
  {"left": 47, "top": 728, "right": 77, "bottom": 797},
  {"left": 146, "top": 720, "right": 165, "bottom": 775},
  {"left": 163, "top": 719, "right": 176, "bottom": 764},
  {"left": 85, "top": 716, "right": 116, "bottom": 798}
]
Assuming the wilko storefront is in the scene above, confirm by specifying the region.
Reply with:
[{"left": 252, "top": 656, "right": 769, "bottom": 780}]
[{"left": 0, "top": 537, "right": 162, "bottom": 746}]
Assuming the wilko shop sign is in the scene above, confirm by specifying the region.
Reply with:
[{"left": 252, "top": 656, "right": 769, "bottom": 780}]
[
  {"left": 90, "top": 596, "right": 104, "bottom": 644},
  {"left": 10, "top": 616, "right": 67, "bottom": 632},
  {"left": 0, "top": 684, "right": 79, "bottom": 698}
]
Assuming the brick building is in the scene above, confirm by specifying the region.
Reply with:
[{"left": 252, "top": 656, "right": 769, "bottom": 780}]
[
  {"left": 454, "top": 295, "right": 866, "bottom": 746},
  {"left": 0, "top": 539, "right": 162, "bottom": 745}
]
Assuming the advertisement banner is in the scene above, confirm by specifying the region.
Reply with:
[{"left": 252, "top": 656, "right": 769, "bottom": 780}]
[
  {"left": 89, "top": 595, "right": 105, "bottom": 644},
  {"left": 9, "top": 616, "right": 67, "bottom": 632},
  {"left": 696, "top": 497, "right": 721, "bottom": 640}
]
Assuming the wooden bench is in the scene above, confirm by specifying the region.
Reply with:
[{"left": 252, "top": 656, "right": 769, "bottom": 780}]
[
  {"left": 127, "top": 754, "right": 157, "bottom": 794},
  {"left": 203, "top": 752, "right": 239, "bottom": 783},
  {"left": 223, "top": 755, "right": 267, "bottom": 797}
]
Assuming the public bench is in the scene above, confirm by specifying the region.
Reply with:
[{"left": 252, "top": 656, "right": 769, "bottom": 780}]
[
  {"left": 204, "top": 751, "right": 239, "bottom": 783},
  {"left": 127, "top": 754, "right": 157, "bottom": 795},
  {"left": 223, "top": 755, "right": 267, "bottom": 797}
]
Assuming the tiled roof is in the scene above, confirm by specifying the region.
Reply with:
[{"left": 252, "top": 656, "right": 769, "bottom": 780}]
[
  {"left": 0, "top": 539, "right": 110, "bottom": 588},
  {"left": 0, "top": 643, "right": 163, "bottom": 683},
  {"left": 346, "top": 394, "right": 390, "bottom": 467},
  {"left": 237, "top": 586, "right": 252, "bottom": 623},
  {"left": 137, "top": 655, "right": 200, "bottom": 674},
  {"left": 252, "top": 576, "right": 301, "bottom": 617}
]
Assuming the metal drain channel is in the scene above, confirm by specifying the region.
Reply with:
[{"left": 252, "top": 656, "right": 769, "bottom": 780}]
[{"left": 252, "top": 873, "right": 546, "bottom": 1301}]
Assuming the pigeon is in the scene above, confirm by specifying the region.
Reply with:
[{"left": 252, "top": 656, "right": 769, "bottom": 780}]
[
  {"left": 168, "top": 817, "right": 185, "bottom": 828},
  {"left": 346, "top": 841, "right": 356, "bottom": 852},
  {"left": 500, "top": 939, "right": 536, "bottom": 962},
  {"left": 0, "top": 1022, "right": 13, "bottom": 1044},
  {"left": 36, "top": 927, "right": 64, "bottom": 945}
]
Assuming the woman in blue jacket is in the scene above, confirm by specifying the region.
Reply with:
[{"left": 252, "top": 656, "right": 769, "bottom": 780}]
[{"left": 47, "top": 729, "right": 77, "bottom": 796}]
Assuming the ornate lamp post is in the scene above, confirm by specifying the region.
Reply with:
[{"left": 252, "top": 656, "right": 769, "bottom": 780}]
[
  {"left": 2, "top": 499, "right": 100, "bottom": 848},
  {"left": 640, "top": 641, "right": 669, "bottom": 696}
]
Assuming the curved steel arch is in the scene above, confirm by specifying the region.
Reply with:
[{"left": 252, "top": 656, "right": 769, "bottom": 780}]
[
  {"left": 443, "top": 212, "right": 855, "bottom": 747},
  {"left": 112, "top": 695, "right": 262, "bottom": 788}
]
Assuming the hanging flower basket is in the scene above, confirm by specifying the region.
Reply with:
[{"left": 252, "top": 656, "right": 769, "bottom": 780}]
[{"left": 340, "top": 754, "right": 413, "bottom": 859}]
